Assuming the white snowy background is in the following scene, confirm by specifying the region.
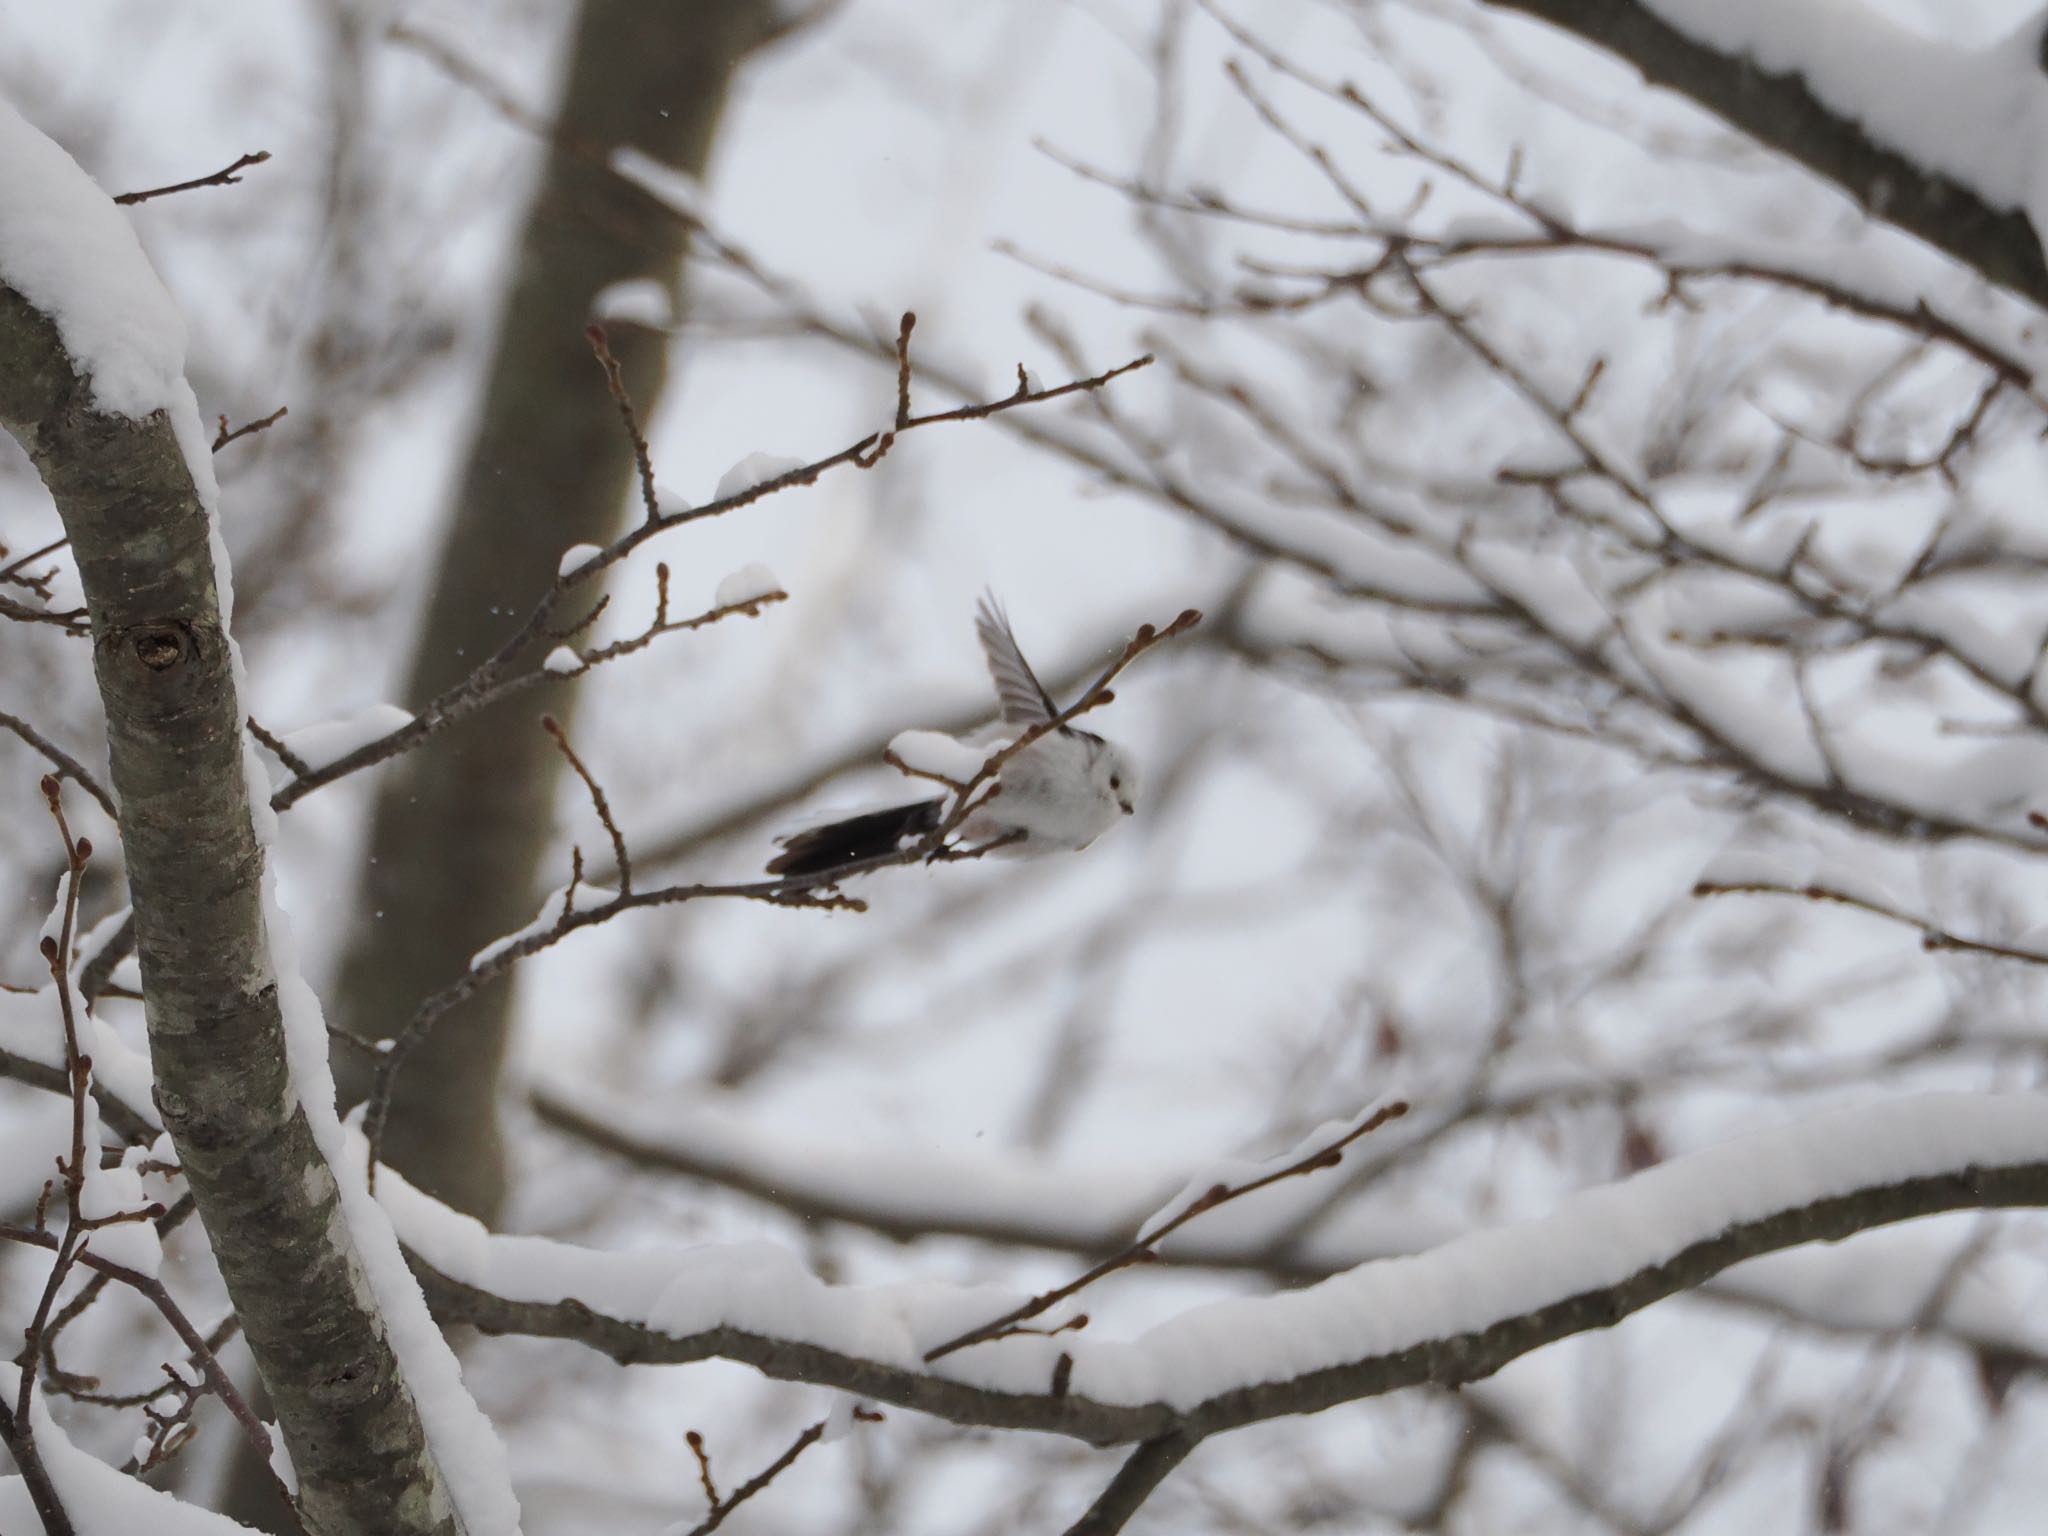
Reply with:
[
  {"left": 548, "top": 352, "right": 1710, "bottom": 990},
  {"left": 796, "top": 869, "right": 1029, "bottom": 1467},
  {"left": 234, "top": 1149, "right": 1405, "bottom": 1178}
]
[{"left": 5, "top": 0, "right": 2048, "bottom": 1531}]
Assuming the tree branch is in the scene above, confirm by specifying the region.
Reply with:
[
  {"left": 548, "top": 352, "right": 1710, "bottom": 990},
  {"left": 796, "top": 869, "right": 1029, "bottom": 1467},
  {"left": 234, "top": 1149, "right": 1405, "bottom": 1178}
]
[
  {"left": 1061, "top": 1434, "right": 1199, "bottom": 1536},
  {"left": 111, "top": 150, "right": 271, "bottom": 206},
  {"left": 0, "top": 1392, "right": 73, "bottom": 1536},
  {"left": 0, "top": 712, "right": 117, "bottom": 819},
  {"left": 533, "top": 1079, "right": 2048, "bottom": 1381},
  {"left": 413, "top": 1120, "right": 2048, "bottom": 1448},
  {"left": 1479, "top": 0, "right": 2048, "bottom": 303},
  {"left": 923, "top": 1101, "right": 1406, "bottom": 1362}
]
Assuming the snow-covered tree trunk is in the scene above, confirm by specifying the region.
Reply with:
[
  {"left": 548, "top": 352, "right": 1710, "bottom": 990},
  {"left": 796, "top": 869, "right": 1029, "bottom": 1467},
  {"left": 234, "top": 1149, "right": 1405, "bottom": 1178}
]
[{"left": 0, "top": 146, "right": 461, "bottom": 1536}]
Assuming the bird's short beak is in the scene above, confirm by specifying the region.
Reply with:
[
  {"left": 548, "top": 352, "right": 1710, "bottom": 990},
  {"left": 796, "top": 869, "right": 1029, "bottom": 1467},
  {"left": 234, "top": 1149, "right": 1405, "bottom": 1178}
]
[{"left": 1118, "top": 800, "right": 1134, "bottom": 815}]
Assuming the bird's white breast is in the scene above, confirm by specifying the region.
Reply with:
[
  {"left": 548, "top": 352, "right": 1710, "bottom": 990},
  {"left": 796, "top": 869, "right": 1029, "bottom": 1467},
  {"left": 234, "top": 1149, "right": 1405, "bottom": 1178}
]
[{"left": 970, "top": 733, "right": 1122, "bottom": 853}]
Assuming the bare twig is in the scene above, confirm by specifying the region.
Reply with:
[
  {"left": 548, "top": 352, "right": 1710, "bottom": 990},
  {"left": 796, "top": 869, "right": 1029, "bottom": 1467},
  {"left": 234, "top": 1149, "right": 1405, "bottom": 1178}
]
[
  {"left": 881, "top": 745, "right": 969, "bottom": 792},
  {"left": 75, "top": 912, "right": 135, "bottom": 1009},
  {"left": 212, "top": 405, "right": 289, "bottom": 452},
  {"left": 677, "top": 1411, "right": 879, "bottom": 1536},
  {"left": 0, "top": 535, "right": 69, "bottom": 592},
  {"left": 549, "top": 567, "right": 787, "bottom": 678},
  {"left": 246, "top": 716, "right": 314, "bottom": 782},
  {"left": 586, "top": 324, "right": 661, "bottom": 523},
  {"left": 0, "top": 1039, "right": 155, "bottom": 1146},
  {"left": 38, "top": 1194, "right": 198, "bottom": 1386},
  {"left": 686, "top": 1428, "right": 719, "bottom": 1507},
  {"left": 267, "top": 341, "right": 1148, "bottom": 813},
  {"left": 893, "top": 311, "right": 916, "bottom": 429},
  {"left": 924, "top": 1099, "right": 1407, "bottom": 1361},
  {"left": 0, "top": 591, "right": 89, "bottom": 634},
  {"left": 1, "top": 1220, "right": 275, "bottom": 1477},
  {"left": 1692, "top": 878, "right": 2048, "bottom": 967},
  {"left": 543, "top": 716, "right": 632, "bottom": 896},
  {"left": 0, "top": 792, "right": 93, "bottom": 1536},
  {"left": 112, "top": 150, "right": 271, "bottom": 205},
  {"left": 18, "top": 779, "right": 95, "bottom": 1441},
  {"left": 1, "top": 714, "right": 116, "bottom": 818}
]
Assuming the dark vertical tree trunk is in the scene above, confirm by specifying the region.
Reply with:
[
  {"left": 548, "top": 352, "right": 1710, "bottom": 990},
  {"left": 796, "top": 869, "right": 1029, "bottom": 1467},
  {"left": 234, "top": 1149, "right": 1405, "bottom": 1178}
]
[
  {"left": 224, "top": 5, "right": 781, "bottom": 1526},
  {"left": 330, "top": 0, "right": 777, "bottom": 1223}
]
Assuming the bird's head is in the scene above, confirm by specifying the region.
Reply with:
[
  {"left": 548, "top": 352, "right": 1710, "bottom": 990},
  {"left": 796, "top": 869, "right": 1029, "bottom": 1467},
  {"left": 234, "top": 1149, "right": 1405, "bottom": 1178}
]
[{"left": 1091, "top": 738, "right": 1138, "bottom": 817}]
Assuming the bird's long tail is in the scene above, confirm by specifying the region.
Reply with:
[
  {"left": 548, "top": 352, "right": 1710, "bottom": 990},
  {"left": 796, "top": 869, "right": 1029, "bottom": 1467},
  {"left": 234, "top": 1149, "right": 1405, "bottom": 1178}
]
[{"left": 766, "top": 798, "right": 946, "bottom": 877}]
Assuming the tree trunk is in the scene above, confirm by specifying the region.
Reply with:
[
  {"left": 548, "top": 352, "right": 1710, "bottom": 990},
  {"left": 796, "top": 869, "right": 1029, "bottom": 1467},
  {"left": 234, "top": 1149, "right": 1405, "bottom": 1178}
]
[
  {"left": 1, "top": 280, "right": 455, "bottom": 1536},
  {"left": 330, "top": 0, "right": 777, "bottom": 1222}
]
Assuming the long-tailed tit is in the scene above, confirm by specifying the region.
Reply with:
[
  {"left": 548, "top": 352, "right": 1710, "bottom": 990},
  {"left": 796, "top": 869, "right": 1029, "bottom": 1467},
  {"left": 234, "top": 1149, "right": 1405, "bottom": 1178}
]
[{"left": 767, "top": 593, "right": 1138, "bottom": 877}]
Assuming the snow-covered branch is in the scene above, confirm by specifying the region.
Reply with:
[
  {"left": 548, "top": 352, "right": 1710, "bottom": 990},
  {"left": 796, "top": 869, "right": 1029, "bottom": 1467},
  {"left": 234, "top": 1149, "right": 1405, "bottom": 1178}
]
[
  {"left": 0, "top": 1363, "right": 256, "bottom": 1536},
  {"left": 408, "top": 1095, "right": 2048, "bottom": 1446},
  {"left": 1481, "top": 0, "right": 2048, "bottom": 303},
  {"left": 531, "top": 1078, "right": 2048, "bottom": 1384}
]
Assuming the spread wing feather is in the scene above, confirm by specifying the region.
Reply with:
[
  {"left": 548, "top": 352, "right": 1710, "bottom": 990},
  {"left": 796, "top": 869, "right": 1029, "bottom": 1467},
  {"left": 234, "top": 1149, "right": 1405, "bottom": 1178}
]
[{"left": 976, "top": 590, "right": 1059, "bottom": 726}]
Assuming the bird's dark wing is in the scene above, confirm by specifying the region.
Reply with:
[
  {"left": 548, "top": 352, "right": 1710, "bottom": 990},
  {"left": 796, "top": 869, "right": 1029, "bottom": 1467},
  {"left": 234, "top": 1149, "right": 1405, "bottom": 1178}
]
[
  {"left": 976, "top": 590, "right": 1059, "bottom": 727},
  {"left": 766, "top": 798, "right": 945, "bottom": 877}
]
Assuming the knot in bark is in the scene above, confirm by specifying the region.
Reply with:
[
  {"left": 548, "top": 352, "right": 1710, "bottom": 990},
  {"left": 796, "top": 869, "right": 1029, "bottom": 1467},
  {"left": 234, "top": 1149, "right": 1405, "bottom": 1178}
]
[{"left": 135, "top": 628, "right": 187, "bottom": 670}]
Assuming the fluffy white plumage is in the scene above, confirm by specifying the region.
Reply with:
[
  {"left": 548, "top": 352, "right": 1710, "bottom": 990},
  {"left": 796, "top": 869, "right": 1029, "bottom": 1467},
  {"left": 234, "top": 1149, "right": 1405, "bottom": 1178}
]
[
  {"left": 963, "top": 592, "right": 1135, "bottom": 849},
  {"left": 766, "top": 593, "right": 1137, "bottom": 876}
]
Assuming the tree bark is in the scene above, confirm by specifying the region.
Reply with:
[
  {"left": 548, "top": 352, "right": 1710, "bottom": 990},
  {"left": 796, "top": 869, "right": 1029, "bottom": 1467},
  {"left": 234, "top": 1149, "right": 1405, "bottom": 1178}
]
[
  {"left": 331, "top": 0, "right": 777, "bottom": 1225},
  {"left": 0, "top": 283, "right": 455, "bottom": 1536},
  {"left": 1481, "top": 0, "right": 2048, "bottom": 304}
]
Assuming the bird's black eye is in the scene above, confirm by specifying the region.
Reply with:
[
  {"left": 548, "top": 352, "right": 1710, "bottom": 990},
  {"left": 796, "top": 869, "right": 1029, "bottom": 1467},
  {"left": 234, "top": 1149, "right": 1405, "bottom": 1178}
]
[{"left": 1109, "top": 776, "right": 1121, "bottom": 790}]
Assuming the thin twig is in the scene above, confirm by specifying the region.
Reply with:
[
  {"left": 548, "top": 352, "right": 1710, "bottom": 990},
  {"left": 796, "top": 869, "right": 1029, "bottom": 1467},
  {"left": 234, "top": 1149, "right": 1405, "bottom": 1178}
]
[
  {"left": 112, "top": 150, "right": 271, "bottom": 205},
  {"left": 76, "top": 912, "right": 135, "bottom": 1008},
  {"left": 39, "top": 1195, "right": 197, "bottom": 1378},
  {"left": 0, "top": 535, "right": 69, "bottom": 588},
  {"left": 893, "top": 312, "right": 916, "bottom": 429},
  {"left": 924, "top": 1099, "right": 1407, "bottom": 1361},
  {"left": 246, "top": 716, "right": 314, "bottom": 781},
  {"left": 0, "top": 591, "right": 89, "bottom": 633},
  {"left": 586, "top": 324, "right": 660, "bottom": 523},
  {"left": 19, "top": 779, "right": 94, "bottom": 1440},
  {"left": 1, "top": 714, "right": 116, "bottom": 818},
  {"left": 686, "top": 1429, "right": 718, "bottom": 1507},
  {"left": 0, "top": 1221, "right": 274, "bottom": 1470},
  {"left": 556, "top": 570, "right": 787, "bottom": 676},
  {"left": 213, "top": 405, "right": 289, "bottom": 452},
  {"left": 677, "top": 1412, "right": 876, "bottom": 1536},
  {"left": 267, "top": 342, "right": 1148, "bottom": 814},
  {"left": 543, "top": 717, "right": 632, "bottom": 896},
  {"left": 1693, "top": 878, "right": 2048, "bottom": 967},
  {"left": 682, "top": 1425, "right": 821, "bottom": 1536}
]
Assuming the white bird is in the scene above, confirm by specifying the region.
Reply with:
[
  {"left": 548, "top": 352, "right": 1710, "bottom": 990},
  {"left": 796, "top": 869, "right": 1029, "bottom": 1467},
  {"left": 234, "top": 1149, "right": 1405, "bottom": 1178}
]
[{"left": 767, "top": 593, "right": 1138, "bottom": 877}]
